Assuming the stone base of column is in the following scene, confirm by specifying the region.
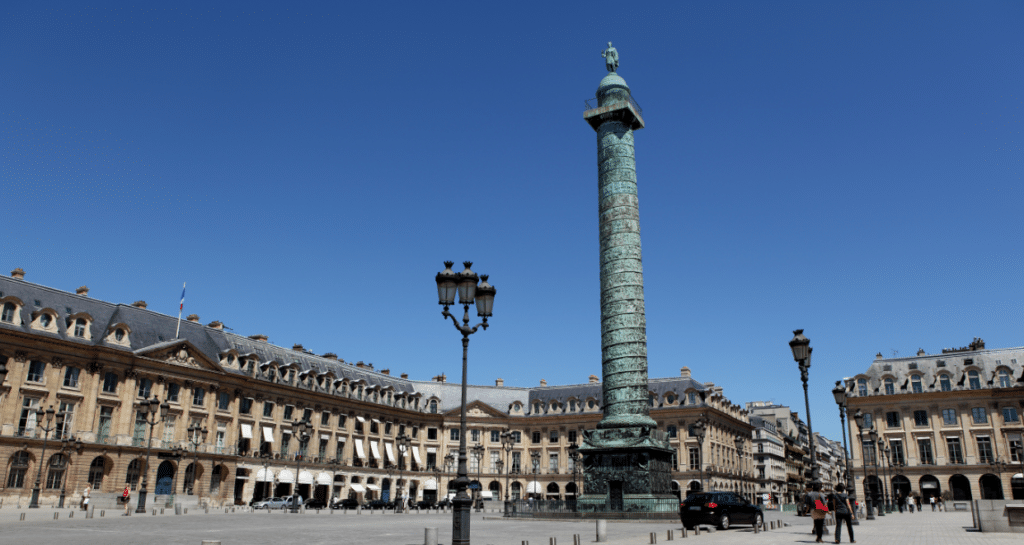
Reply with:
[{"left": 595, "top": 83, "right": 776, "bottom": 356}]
[{"left": 576, "top": 426, "right": 676, "bottom": 513}]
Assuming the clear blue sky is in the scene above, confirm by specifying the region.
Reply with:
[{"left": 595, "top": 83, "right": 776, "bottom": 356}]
[{"left": 2, "top": 1, "right": 1021, "bottom": 442}]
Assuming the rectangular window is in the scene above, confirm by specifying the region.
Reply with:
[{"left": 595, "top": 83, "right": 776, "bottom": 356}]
[
  {"left": 338, "top": 415, "right": 347, "bottom": 429},
  {"left": 26, "top": 360, "right": 45, "bottom": 383},
  {"left": 470, "top": 429, "right": 479, "bottom": 442},
  {"left": 918, "top": 438, "right": 934, "bottom": 465},
  {"left": 137, "top": 378, "right": 152, "bottom": 398},
  {"left": 890, "top": 439, "right": 905, "bottom": 465},
  {"left": 216, "top": 426, "right": 226, "bottom": 449},
  {"left": 531, "top": 431, "right": 541, "bottom": 444},
  {"left": 62, "top": 367, "right": 80, "bottom": 388},
  {"left": 57, "top": 401, "right": 75, "bottom": 438},
  {"left": 886, "top": 411, "right": 901, "bottom": 428},
  {"left": 18, "top": 397, "right": 40, "bottom": 436},
  {"left": 688, "top": 447, "right": 700, "bottom": 470},
  {"left": 863, "top": 442, "right": 876, "bottom": 465},
  {"left": 370, "top": 420, "right": 379, "bottom": 434},
  {"left": 218, "top": 392, "right": 230, "bottom": 411},
  {"left": 511, "top": 451, "right": 521, "bottom": 472},
  {"left": 913, "top": 410, "right": 929, "bottom": 426},
  {"left": 354, "top": 419, "right": 364, "bottom": 434},
  {"left": 385, "top": 422, "right": 392, "bottom": 435},
  {"left": 97, "top": 406, "right": 113, "bottom": 443},
  {"left": 0, "top": 302, "right": 15, "bottom": 322},
  {"left": 166, "top": 383, "right": 180, "bottom": 402},
  {"left": 490, "top": 451, "right": 500, "bottom": 473},
  {"left": 318, "top": 438, "right": 328, "bottom": 460},
  {"left": 283, "top": 405, "right": 294, "bottom": 420},
  {"left": 133, "top": 411, "right": 147, "bottom": 446},
  {"left": 946, "top": 437, "right": 964, "bottom": 464},
  {"left": 321, "top": 412, "right": 331, "bottom": 427},
  {"left": 512, "top": 431, "right": 521, "bottom": 443},
  {"left": 863, "top": 413, "right": 873, "bottom": 430},
  {"left": 163, "top": 415, "right": 177, "bottom": 443},
  {"left": 491, "top": 430, "right": 500, "bottom": 443},
  {"left": 971, "top": 407, "right": 988, "bottom": 424},
  {"left": 281, "top": 433, "right": 291, "bottom": 456},
  {"left": 568, "top": 430, "right": 577, "bottom": 443},
  {"left": 940, "top": 375, "right": 952, "bottom": 391},
  {"left": 977, "top": 436, "right": 994, "bottom": 463},
  {"left": 335, "top": 441, "right": 345, "bottom": 461},
  {"left": 426, "top": 451, "right": 437, "bottom": 469},
  {"left": 1010, "top": 438, "right": 1023, "bottom": 463},
  {"left": 303, "top": 408, "right": 313, "bottom": 422},
  {"left": 1002, "top": 407, "right": 1020, "bottom": 423},
  {"left": 942, "top": 409, "right": 957, "bottom": 426},
  {"left": 549, "top": 453, "right": 558, "bottom": 472},
  {"left": 239, "top": 398, "right": 253, "bottom": 415},
  {"left": 263, "top": 401, "right": 275, "bottom": 418},
  {"left": 469, "top": 451, "right": 479, "bottom": 473},
  {"left": 549, "top": 430, "right": 559, "bottom": 443},
  {"left": 450, "top": 428, "right": 460, "bottom": 441},
  {"left": 192, "top": 387, "right": 205, "bottom": 407},
  {"left": 427, "top": 428, "right": 438, "bottom": 440}
]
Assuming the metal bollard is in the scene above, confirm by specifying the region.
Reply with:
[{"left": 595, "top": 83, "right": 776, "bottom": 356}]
[
  {"left": 770, "top": 521, "right": 774, "bottom": 530},
  {"left": 550, "top": 538, "right": 557, "bottom": 545},
  {"left": 69, "top": 511, "right": 74, "bottom": 518},
  {"left": 100, "top": 510, "right": 105, "bottom": 517},
  {"left": 680, "top": 527, "right": 686, "bottom": 538},
  {"left": 425, "top": 527, "right": 438, "bottom": 545},
  {"left": 88, "top": 505, "right": 95, "bottom": 518},
  {"left": 754, "top": 520, "right": 759, "bottom": 534},
  {"left": 201, "top": 541, "right": 222, "bottom": 545},
  {"left": 175, "top": 503, "right": 182, "bottom": 515},
  {"left": 650, "top": 532, "right": 657, "bottom": 543},
  {"left": 54, "top": 512, "right": 59, "bottom": 520},
  {"left": 694, "top": 526, "right": 700, "bottom": 536},
  {"left": 596, "top": 519, "right": 608, "bottom": 543},
  {"left": 205, "top": 507, "right": 209, "bottom": 514},
  {"left": 184, "top": 508, "right": 188, "bottom": 514},
  {"left": 160, "top": 509, "right": 165, "bottom": 515},
  {"left": 153, "top": 508, "right": 157, "bottom": 515},
  {"left": 667, "top": 530, "right": 673, "bottom": 540},
  {"left": 20, "top": 513, "right": 25, "bottom": 521}
]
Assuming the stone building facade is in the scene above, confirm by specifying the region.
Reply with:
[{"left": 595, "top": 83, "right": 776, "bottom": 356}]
[
  {"left": 843, "top": 340, "right": 1024, "bottom": 505},
  {"left": 0, "top": 270, "right": 757, "bottom": 508}
]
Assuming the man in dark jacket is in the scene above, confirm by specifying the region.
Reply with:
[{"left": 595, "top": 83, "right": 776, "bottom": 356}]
[{"left": 829, "top": 483, "right": 856, "bottom": 543}]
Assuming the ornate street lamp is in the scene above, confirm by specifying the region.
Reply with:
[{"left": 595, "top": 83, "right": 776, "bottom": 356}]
[
  {"left": 866, "top": 427, "right": 886, "bottom": 516},
  {"left": 29, "top": 405, "right": 60, "bottom": 508},
  {"left": 327, "top": 457, "right": 341, "bottom": 507},
  {"left": 852, "top": 409, "right": 875, "bottom": 520},
  {"left": 500, "top": 430, "right": 515, "bottom": 514},
  {"left": 472, "top": 443, "right": 485, "bottom": 511},
  {"left": 734, "top": 436, "right": 746, "bottom": 502},
  {"left": 881, "top": 442, "right": 894, "bottom": 512},
  {"left": 432, "top": 462, "right": 444, "bottom": 506},
  {"left": 289, "top": 419, "right": 311, "bottom": 513},
  {"left": 832, "top": 381, "right": 859, "bottom": 524},
  {"left": 56, "top": 435, "right": 83, "bottom": 508},
  {"left": 136, "top": 397, "right": 170, "bottom": 513},
  {"left": 386, "top": 463, "right": 396, "bottom": 505},
  {"left": 396, "top": 432, "right": 411, "bottom": 512},
  {"left": 259, "top": 452, "right": 273, "bottom": 502},
  {"left": 693, "top": 419, "right": 707, "bottom": 492},
  {"left": 789, "top": 330, "right": 819, "bottom": 484},
  {"left": 435, "top": 260, "right": 496, "bottom": 545},
  {"left": 186, "top": 423, "right": 208, "bottom": 496}
]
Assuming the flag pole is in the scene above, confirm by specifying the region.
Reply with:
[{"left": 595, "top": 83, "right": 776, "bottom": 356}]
[{"left": 175, "top": 282, "right": 186, "bottom": 339}]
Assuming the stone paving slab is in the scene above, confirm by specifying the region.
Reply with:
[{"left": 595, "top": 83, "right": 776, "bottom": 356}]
[{"left": 0, "top": 506, "right": 1017, "bottom": 545}]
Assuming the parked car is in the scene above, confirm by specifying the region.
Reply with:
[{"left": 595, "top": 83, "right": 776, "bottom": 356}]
[
  {"left": 679, "top": 492, "right": 763, "bottom": 530},
  {"left": 253, "top": 497, "right": 291, "bottom": 510},
  {"left": 362, "top": 499, "right": 396, "bottom": 510},
  {"left": 331, "top": 498, "right": 360, "bottom": 509},
  {"left": 304, "top": 498, "right": 327, "bottom": 509},
  {"left": 415, "top": 500, "right": 435, "bottom": 509},
  {"left": 436, "top": 498, "right": 452, "bottom": 509}
]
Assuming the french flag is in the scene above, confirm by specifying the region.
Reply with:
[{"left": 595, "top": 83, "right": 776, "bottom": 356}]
[{"left": 180, "top": 284, "right": 186, "bottom": 311}]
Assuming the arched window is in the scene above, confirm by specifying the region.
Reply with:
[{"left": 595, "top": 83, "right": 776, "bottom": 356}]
[
  {"left": 73, "top": 318, "right": 87, "bottom": 338},
  {"left": 939, "top": 374, "right": 952, "bottom": 391},
  {"left": 88, "top": 456, "right": 106, "bottom": 489},
  {"left": 884, "top": 378, "right": 895, "bottom": 395},
  {"left": 911, "top": 375, "right": 923, "bottom": 393},
  {"left": 968, "top": 370, "right": 981, "bottom": 390},
  {"left": 1, "top": 302, "right": 16, "bottom": 322},
  {"left": 184, "top": 462, "right": 197, "bottom": 494},
  {"left": 429, "top": 400, "right": 438, "bottom": 414},
  {"left": 210, "top": 465, "right": 223, "bottom": 495},
  {"left": 587, "top": 399, "right": 596, "bottom": 410},
  {"left": 7, "top": 451, "right": 30, "bottom": 488},
  {"left": 46, "top": 453, "right": 67, "bottom": 489},
  {"left": 125, "top": 459, "right": 141, "bottom": 490},
  {"left": 666, "top": 394, "right": 676, "bottom": 404},
  {"left": 857, "top": 379, "right": 868, "bottom": 396},
  {"left": 998, "top": 370, "right": 1011, "bottom": 388}
]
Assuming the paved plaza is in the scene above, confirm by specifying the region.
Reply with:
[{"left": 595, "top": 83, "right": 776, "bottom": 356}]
[{"left": 0, "top": 507, "right": 1017, "bottom": 545}]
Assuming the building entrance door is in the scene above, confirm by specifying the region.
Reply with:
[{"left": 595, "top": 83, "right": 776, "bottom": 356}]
[{"left": 155, "top": 461, "right": 175, "bottom": 495}]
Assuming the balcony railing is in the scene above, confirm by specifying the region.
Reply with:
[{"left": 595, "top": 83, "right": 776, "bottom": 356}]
[{"left": 584, "top": 94, "right": 643, "bottom": 117}]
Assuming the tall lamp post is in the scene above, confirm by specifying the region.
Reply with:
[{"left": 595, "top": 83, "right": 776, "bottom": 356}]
[
  {"left": 29, "top": 405, "right": 61, "bottom": 508},
  {"left": 136, "top": 397, "right": 169, "bottom": 513},
  {"left": 386, "top": 464, "right": 396, "bottom": 504},
  {"left": 788, "top": 330, "right": 819, "bottom": 484},
  {"left": 186, "top": 423, "right": 208, "bottom": 496},
  {"left": 500, "top": 430, "right": 515, "bottom": 513},
  {"left": 260, "top": 452, "right": 273, "bottom": 502},
  {"left": 471, "top": 444, "right": 484, "bottom": 511},
  {"left": 734, "top": 436, "right": 746, "bottom": 502},
  {"left": 832, "top": 382, "right": 859, "bottom": 525},
  {"left": 890, "top": 443, "right": 906, "bottom": 511},
  {"left": 693, "top": 419, "right": 707, "bottom": 492},
  {"left": 396, "top": 432, "right": 410, "bottom": 512},
  {"left": 881, "top": 443, "right": 894, "bottom": 512},
  {"left": 866, "top": 426, "right": 886, "bottom": 516},
  {"left": 568, "top": 442, "right": 581, "bottom": 510},
  {"left": 289, "top": 419, "right": 311, "bottom": 513},
  {"left": 444, "top": 452, "right": 456, "bottom": 504},
  {"left": 435, "top": 260, "right": 497, "bottom": 545},
  {"left": 851, "top": 409, "right": 875, "bottom": 520},
  {"left": 1015, "top": 442, "right": 1024, "bottom": 500},
  {"left": 56, "top": 435, "right": 83, "bottom": 508}
]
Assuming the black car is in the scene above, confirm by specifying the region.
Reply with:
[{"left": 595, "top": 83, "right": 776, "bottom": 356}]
[
  {"left": 304, "top": 498, "right": 327, "bottom": 509},
  {"left": 415, "top": 500, "right": 435, "bottom": 509},
  {"left": 679, "top": 492, "right": 762, "bottom": 530},
  {"left": 330, "top": 498, "right": 360, "bottom": 509},
  {"left": 436, "top": 498, "right": 452, "bottom": 509},
  {"left": 362, "top": 499, "right": 396, "bottom": 510}
]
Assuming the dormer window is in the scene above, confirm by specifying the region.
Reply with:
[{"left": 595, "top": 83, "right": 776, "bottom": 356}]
[
  {"left": 666, "top": 394, "right": 676, "bottom": 404},
  {"left": 997, "top": 370, "right": 1011, "bottom": 388},
  {"left": 115, "top": 329, "right": 125, "bottom": 341},
  {"left": 857, "top": 378, "right": 868, "bottom": 396},
  {"left": 73, "top": 318, "right": 86, "bottom": 338},
  {"left": 1, "top": 302, "right": 16, "bottom": 322},
  {"left": 939, "top": 374, "right": 952, "bottom": 391},
  {"left": 884, "top": 378, "right": 895, "bottom": 395},
  {"left": 40, "top": 314, "right": 52, "bottom": 328},
  {"left": 968, "top": 370, "right": 981, "bottom": 390},
  {"left": 911, "top": 375, "right": 922, "bottom": 393}
]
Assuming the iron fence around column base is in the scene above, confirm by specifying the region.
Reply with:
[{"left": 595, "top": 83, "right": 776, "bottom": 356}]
[{"left": 505, "top": 499, "right": 678, "bottom": 520}]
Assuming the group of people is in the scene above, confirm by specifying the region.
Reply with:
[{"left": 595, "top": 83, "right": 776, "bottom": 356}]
[{"left": 803, "top": 482, "right": 856, "bottom": 544}]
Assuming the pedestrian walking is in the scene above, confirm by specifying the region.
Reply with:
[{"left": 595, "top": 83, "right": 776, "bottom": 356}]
[
  {"left": 804, "top": 482, "right": 829, "bottom": 543},
  {"left": 930, "top": 495, "right": 936, "bottom": 511},
  {"left": 122, "top": 486, "right": 131, "bottom": 515},
  {"left": 829, "top": 484, "right": 856, "bottom": 544},
  {"left": 908, "top": 495, "right": 915, "bottom": 513},
  {"left": 82, "top": 485, "right": 91, "bottom": 511}
]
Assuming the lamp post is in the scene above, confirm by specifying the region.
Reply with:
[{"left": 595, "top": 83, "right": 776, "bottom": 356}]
[
  {"left": 386, "top": 463, "right": 396, "bottom": 505},
  {"left": 135, "top": 397, "right": 170, "bottom": 513},
  {"left": 789, "top": 330, "right": 819, "bottom": 484},
  {"left": 260, "top": 452, "right": 273, "bottom": 502},
  {"left": 531, "top": 450, "right": 542, "bottom": 501},
  {"left": 186, "top": 423, "right": 208, "bottom": 496},
  {"left": 734, "top": 436, "right": 746, "bottom": 502},
  {"left": 435, "top": 260, "right": 497, "bottom": 545},
  {"left": 890, "top": 444, "right": 906, "bottom": 512},
  {"left": 396, "top": 432, "right": 410, "bottom": 512},
  {"left": 29, "top": 405, "right": 61, "bottom": 508},
  {"left": 432, "top": 462, "right": 443, "bottom": 506},
  {"left": 866, "top": 427, "right": 886, "bottom": 516},
  {"left": 290, "top": 419, "right": 311, "bottom": 513},
  {"left": 831, "top": 383, "right": 860, "bottom": 525},
  {"left": 881, "top": 442, "right": 894, "bottom": 512},
  {"left": 693, "top": 419, "right": 707, "bottom": 493},
  {"left": 57, "top": 435, "right": 83, "bottom": 508},
  {"left": 166, "top": 445, "right": 186, "bottom": 507},
  {"left": 500, "top": 430, "right": 515, "bottom": 513},
  {"left": 568, "top": 442, "right": 581, "bottom": 510},
  {"left": 444, "top": 452, "right": 456, "bottom": 505},
  {"left": 327, "top": 458, "right": 341, "bottom": 507},
  {"left": 852, "top": 409, "right": 875, "bottom": 520},
  {"left": 472, "top": 443, "right": 484, "bottom": 511}
]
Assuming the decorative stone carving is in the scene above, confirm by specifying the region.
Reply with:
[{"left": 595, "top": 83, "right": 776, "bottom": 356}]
[
  {"left": 14, "top": 351, "right": 28, "bottom": 363},
  {"left": 166, "top": 347, "right": 200, "bottom": 368},
  {"left": 124, "top": 368, "right": 138, "bottom": 380},
  {"left": 50, "top": 357, "right": 64, "bottom": 368}
]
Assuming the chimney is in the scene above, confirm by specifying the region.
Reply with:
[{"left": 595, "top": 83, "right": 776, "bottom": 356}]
[
  {"left": 367, "top": 363, "right": 374, "bottom": 369},
  {"left": 680, "top": 366, "right": 691, "bottom": 379},
  {"left": 381, "top": 369, "right": 390, "bottom": 375},
  {"left": 76, "top": 286, "right": 89, "bottom": 296},
  {"left": 495, "top": 378, "right": 504, "bottom": 387},
  {"left": 875, "top": 352, "right": 884, "bottom": 360},
  {"left": 917, "top": 348, "right": 926, "bottom": 356},
  {"left": 207, "top": 321, "right": 223, "bottom": 330},
  {"left": 322, "top": 353, "right": 338, "bottom": 360},
  {"left": 10, "top": 268, "right": 25, "bottom": 280},
  {"left": 131, "top": 301, "right": 148, "bottom": 309},
  {"left": 588, "top": 375, "right": 599, "bottom": 384},
  {"left": 400, "top": 373, "right": 409, "bottom": 379},
  {"left": 432, "top": 374, "right": 447, "bottom": 383},
  {"left": 186, "top": 314, "right": 200, "bottom": 323},
  {"left": 540, "top": 379, "right": 547, "bottom": 386},
  {"left": 356, "top": 361, "right": 365, "bottom": 368},
  {"left": 248, "top": 334, "right": 268, "bottom": 342},
  {"left": 292, "top": 344, "right": 304, "bottom": 352}
]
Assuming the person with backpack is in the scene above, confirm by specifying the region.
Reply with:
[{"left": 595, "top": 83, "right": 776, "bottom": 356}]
[
  {"left": 829, "top": 483, "right": 856, "bottom": 543},
  {"left": 803, "top": 482, "right": 829, "bottom": 543}
]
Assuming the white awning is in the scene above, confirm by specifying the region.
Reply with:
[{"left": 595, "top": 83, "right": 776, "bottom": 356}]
[
  {"left": 356, "top": 417, "right": 366, "bottom": 423},
  {"left": 240, "top": 423, "right": 253, "bottom": 439},
  {"left": 370, "top": 442, "right": 381, "bottom": 460},
  {"left": 480, "top": 491, "right": 493, "bottom": 499},
  {"left": 365, "top": 484, "right": 381, "bottom": 491},
  {"left": 1013, "top": 473, "right": 1024, "bottom": 480},
  {"left": 316, "top": 472, "right": 332, "bottom": 485},
  {"left": 350, "top": 484, "right": 366, "bottom": 493},
  {"left": 337, "top": 436, "right": 346, "bottom": 442},
  {"left": 278, "top": 469, "right": 295, "bottom": 484},
  {"left": 424, "top": 479, "right": 438, "bottom": 491},
  {"left": 262, "top": 427, "right": 274, "bottom": 443},
  {"left": 527, "top": 481, "right": 542, "bottom": 493},
  {"left": 298, "top": 471, "right": 313, "bottom": 485},
  {"left": 412, "top": 448, "right": 423, "bottom": 466},
  {"left": 255, "top": 468, "right": 274, "bottom": 482},
  {"left": 354, "top": 441, "right": 366, "bottom": 459},
  {"left": 321, "top": 434, "right": 330, "bottom": 440},
  {"left": 372, "top": 419, "right": 381, "bottom": 424},
  {"left": 385, "top": 442, "right": 396, "bottom": 463}
]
